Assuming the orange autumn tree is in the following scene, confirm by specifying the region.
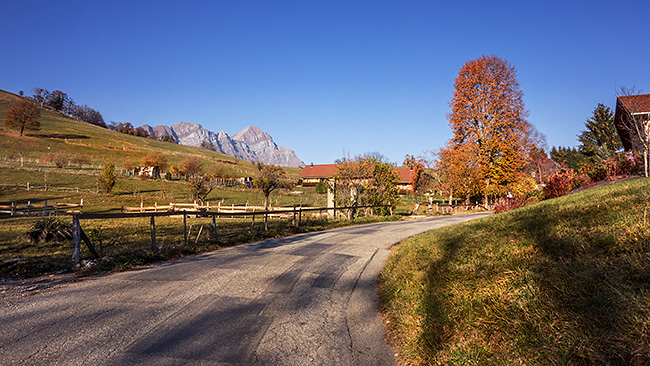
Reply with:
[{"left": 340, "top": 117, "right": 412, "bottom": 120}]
[
  {"left": 5, "top": 99, "right": 41, "bottom": 136},
  {"left": 438, "top": 55, "right": 534, "bottom": 206},
  {"left": 436, "top": 141, "right": 483, "bottom": 204}
]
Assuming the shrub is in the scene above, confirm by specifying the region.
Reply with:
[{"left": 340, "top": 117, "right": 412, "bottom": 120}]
[
  {"left": 585, "top": 164, "right": 607, "bottom": 182},
  {"left": 71, "top": 154, "right": 91, "bottom": 167},
  {"left": 30, "top": 216, "right": 71, "bottom": 232},
  {"left": 27, "top": 217, "right": 72, "bottom": 244},
  {"left": 573, "top": 173, "right": 592, "bottom": 189},
  {"left": 97, "top": 163, "right": 116, "bottom": 194},
  {"left": 493, "top": 194, "right": 528, "bottom": 213},
  {"left": 544, "top": 169, "right": 575, "bottom": 199},
  {"left": 315, "top": 181, "right": 329, "bottom": 194},
  {"left": 44, "top": 152, "right": 69, "bottom": 168}
]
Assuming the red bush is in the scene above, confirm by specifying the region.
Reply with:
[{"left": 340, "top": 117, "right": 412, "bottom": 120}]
[
  {"left": 493, "top": 194, "right": 528, "bottom": 213},
  {"left": 544, "top": 169, "right": 575, "bottom": 199}
]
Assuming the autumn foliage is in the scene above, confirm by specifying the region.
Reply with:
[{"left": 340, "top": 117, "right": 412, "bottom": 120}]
[
  {"left": 437, "top": 55, "right": 535, "bottom": 204},
  {"left": 4, "top": 99, "right": 41, "bottom": 136}
]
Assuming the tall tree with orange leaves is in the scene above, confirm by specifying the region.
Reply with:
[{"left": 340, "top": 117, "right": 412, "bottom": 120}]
[{"left": 439, "top": 55, "right": 534, "bottom": 205}]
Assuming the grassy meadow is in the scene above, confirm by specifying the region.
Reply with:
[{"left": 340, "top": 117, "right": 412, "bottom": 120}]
[
  {"left": 380, "top": 178, "right": 650, "bottom": 365},
  {"left": 1, "top": 89, "right": 439, "bottom": 278},
  {"left": 0, "top": 89, "right": 299, "bottom": 179}
]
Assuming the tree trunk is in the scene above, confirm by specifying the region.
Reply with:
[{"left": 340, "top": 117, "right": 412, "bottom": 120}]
[{"left": 484, "top": 178, "right": 489, "bottom": 209}]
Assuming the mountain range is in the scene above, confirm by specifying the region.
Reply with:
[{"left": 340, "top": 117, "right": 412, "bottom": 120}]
[{"left": 141, "top": 122, "right": 305, "bottom": 168}]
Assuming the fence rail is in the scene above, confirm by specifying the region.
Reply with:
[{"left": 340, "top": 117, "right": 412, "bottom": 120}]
[
  {"left": 122, "top": 202, "right": 306, "bottom": 214},
  {"left": 71, "top": 204, "right": 388, "bottom": 266},
  {"left": 0, "top": 200, "right": 83, "bottom": 216}
]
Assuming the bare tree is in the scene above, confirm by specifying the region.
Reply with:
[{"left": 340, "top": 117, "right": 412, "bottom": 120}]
[{"left": 616, "top": 86, "right": 650, "bottom": 177}]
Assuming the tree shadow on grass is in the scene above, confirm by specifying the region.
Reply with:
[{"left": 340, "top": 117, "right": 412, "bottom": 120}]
[
  {"left": 28, "top": 133, "right": 90, "bottom": 139},
  {"left": 507, "top": 202, "right": 649, "bottom": 364},
  {"left": 419, "top": 196, "right": 649, "bottom": 364}
]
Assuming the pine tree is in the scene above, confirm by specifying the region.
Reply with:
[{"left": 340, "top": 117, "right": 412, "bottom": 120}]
[{"left": 577, "top": 103, "right": 621, "bottom": 162}]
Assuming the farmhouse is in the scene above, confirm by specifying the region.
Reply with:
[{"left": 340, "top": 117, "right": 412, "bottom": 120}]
[
  {"left": 298, "top": 163, "right": 415, "bottom": 194},
  {"left": 614, "top": 93, "right": 650, "bottom": 151}
]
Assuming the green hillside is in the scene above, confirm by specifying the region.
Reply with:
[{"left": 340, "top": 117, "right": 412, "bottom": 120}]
[
  {"left": 0, "top": 89, "right": 299, "bottom": 178},
  {"left": 381, "top": 178, "right": 650, "bottom": 365}
]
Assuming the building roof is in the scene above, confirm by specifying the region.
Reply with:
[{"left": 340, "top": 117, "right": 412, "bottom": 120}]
[
  {"left": 299, "top": 164, "right": 339, "bottom": 178},
  {"left": 617, "top": 94, "right": 650, "bottom": 114},
  {"left": 614, "top": 94, "right": 650, "bottom": 151},
  {"left": 394, "top": 167, "right": 414, "bottom": 184},
  {"left": 299, "top": 164, "right": 413, "bottom": 184}
]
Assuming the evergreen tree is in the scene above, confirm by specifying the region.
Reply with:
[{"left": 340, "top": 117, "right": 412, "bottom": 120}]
[
  {"left": 550, "top": 146, "right": 589, "bottom": 170},
  {"left": 577, "top": 103, "right": 622, "bottom": 162}
]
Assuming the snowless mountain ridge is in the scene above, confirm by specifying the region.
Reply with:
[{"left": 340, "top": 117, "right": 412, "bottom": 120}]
[{"left": 141, "top": 122, "right": 305, "bottom": 168}]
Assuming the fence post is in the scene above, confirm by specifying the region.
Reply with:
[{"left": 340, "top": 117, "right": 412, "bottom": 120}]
[
  {"left": 251, "top": 208, "right": 255, "bottom": 230},
  {"left": 72, "top": 215, "right": 81, "bottom": 266},
  {"left": 150, "top": 215, "right": 156, "bottom": 251},
  {"left": 292, "top": 205, "right": 296, "bottom": 226},
  {"left": 212, "top": 215, "right": 217, "bottom": 240},
  {"left": 264, "top": 207, "right": 269, "bottom": 232},
  {"left": 298, "top": 205, "right": 302, "bottom": 227},
  {"left": 183, "top": 212, "right": 188, "bottom": 245}
]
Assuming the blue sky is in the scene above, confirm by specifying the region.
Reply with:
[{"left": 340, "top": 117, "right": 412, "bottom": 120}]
[{"left": 2, "top": 0, "right": 649, "bottom": 166}]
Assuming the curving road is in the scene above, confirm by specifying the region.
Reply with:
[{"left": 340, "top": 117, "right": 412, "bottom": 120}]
[{"left": 0, "top": 213, "right": 490, "bottom": 365}]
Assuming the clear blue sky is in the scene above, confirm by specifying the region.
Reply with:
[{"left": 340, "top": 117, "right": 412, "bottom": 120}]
[{"left": 2, "top": 0, "right": 649, "bottom": 166}]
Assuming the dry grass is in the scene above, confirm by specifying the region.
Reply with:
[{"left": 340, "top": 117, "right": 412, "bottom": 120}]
[{"left": 381, "top": 178, "right": 650, "bottom": 365}]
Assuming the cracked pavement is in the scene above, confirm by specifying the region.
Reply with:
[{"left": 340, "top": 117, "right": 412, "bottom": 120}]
[{"left": 0, "top": 213, "right": 490, "bottom": 365}]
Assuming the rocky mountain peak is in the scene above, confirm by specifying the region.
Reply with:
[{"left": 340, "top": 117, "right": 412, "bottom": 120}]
[
  {"left": 140, "top": 122, "right": 304, "bottom": 168},
  {"left": 232, "top": 125, "right": 271, "bottom": 145}
]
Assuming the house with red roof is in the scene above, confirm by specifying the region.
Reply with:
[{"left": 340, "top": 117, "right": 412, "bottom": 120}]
[
  {"left": 614, "top": 93, "right": 650, "bottom": 151},
  {"left": 298, "top": 163, "right": 415, "bottom": 194}
]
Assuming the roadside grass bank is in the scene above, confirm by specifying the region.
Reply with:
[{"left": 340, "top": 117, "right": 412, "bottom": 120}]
[{"left": 380, "top": 178, "right": 650, "bottom": 365}]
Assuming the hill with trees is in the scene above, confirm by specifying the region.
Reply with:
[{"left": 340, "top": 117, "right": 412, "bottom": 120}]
[{"left": 0, "top": 89, "right": 299, "bottom": 179}]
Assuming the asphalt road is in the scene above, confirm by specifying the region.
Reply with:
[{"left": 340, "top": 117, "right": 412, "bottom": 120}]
[{"left": 1, "top": 213, "right": 490, "bottom": 365}]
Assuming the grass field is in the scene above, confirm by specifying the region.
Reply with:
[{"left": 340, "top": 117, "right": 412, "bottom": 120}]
[
  {"left": 0, "top": 89, "right": 300, "bottom": 179},
  {"left": 0, "top": 89, "right": 453, "bottom": 278},
  {"left": 380, "top": 178, "right": 650, "bottom": 365}
]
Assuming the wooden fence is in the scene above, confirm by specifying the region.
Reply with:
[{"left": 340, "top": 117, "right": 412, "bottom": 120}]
[
  {"left": 433, "top": 203, "right": 489, "bottom": 214},
  {"left": 0, "top": 200, "right": 83, "bottom": 216},
  {"left": 71, "top": 204, "right": 388, "bottom": 265},
  {"left": 121, "top": 201, "right": 281, "bottom": 214}
]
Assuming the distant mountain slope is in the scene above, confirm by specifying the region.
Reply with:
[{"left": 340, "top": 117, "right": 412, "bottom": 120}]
[{"left": 142, "top": 122, "right": 305, "bottom": 167}]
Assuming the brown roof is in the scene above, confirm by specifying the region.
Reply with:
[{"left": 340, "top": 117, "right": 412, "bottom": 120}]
[
  {"left": 300, "top": 164, "right": 414, "bottom": 184},
  {"left": 617, "top": 94, "right": 650, "bottom": 114},
  {"left": 615, "top": 94, "right": 650, "bottom": 151},
  {"left": 394, "top": 167, "right": 414, "bottom": 184},
  {"left": 299, "top": 164, "right": 339, "bottom": 178}
]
